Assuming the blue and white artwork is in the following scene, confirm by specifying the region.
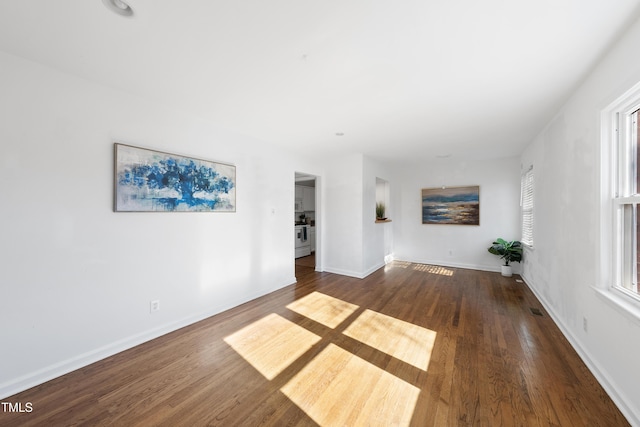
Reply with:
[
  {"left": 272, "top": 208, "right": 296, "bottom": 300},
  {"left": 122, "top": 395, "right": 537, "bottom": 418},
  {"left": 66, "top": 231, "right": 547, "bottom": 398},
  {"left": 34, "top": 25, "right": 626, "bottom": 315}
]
[
  {"left": 115, "top": 144, "right": 236, "bottom": 212},
  {"left": 422, "top": 186, "right": 479, "bottom": 225}
]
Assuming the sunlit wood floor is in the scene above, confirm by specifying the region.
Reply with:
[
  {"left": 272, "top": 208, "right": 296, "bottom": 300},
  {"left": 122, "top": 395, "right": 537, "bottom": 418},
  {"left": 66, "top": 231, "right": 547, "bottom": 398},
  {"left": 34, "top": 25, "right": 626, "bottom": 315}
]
[{"left": 2, "top": 262, "right": 630, "bottom": 426}]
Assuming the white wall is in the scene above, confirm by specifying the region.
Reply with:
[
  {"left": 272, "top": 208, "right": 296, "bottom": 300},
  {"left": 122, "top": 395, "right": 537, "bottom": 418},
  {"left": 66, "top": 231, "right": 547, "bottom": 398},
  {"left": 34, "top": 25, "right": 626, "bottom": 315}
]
[
  {"left": 0, "top": 51, "right": 316, "bottom": 398},
  {"left": 520, "top": 14, "right": 640, "bottom": 425},
  {"left": 391, "top": 156, "right": 521, "bottom": 272},
  {"left": 363, "top": 156, "right": 394, "bottom": 275},
  {"left": 321, "top": 154, "right": 395, "bottom": 278},
  {"left": 322, "top": 154, "right": 364, "bottom": 277}
]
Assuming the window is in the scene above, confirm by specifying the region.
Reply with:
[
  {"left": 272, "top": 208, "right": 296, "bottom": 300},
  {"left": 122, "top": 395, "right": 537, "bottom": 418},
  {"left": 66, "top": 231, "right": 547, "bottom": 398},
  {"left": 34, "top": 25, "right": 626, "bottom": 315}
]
[
  {"left": 613, "top": 108, "right": 640, "bottom": 298},
  {"left": 603, "top": 82, "right": 640, "bottom": 304},
  {"left": 521, "top": 166, "right": 534, "bottom": 247}
]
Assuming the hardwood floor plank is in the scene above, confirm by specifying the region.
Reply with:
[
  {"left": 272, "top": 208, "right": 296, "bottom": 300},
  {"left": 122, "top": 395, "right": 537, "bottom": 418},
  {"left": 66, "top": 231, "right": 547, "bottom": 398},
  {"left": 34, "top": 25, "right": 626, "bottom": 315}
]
[{"left": 1, "top": 263, "right": 630, "bottom": 426}]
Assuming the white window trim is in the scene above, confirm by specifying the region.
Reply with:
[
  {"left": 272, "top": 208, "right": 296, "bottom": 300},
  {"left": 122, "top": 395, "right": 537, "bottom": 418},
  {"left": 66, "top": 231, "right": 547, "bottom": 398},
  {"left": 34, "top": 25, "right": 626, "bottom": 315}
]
[{"left": 599, "top": 80, "right": 640, "bottom": 320}]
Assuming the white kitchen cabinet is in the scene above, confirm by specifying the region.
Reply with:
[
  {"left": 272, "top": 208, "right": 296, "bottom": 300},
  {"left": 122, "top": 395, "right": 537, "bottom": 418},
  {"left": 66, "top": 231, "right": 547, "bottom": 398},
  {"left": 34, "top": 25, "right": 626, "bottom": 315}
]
[
  {"left": 294, "top": 185, "right": 304, "bottom": 212},
  {"left": 295, "top": 185, "right": 315, "bottom": 212},
  {"left": 310, "top": 226, "right": 316, "bottom": 252},
  {"left": 302, "top": 186, "right": 315, "bottom": 211}
]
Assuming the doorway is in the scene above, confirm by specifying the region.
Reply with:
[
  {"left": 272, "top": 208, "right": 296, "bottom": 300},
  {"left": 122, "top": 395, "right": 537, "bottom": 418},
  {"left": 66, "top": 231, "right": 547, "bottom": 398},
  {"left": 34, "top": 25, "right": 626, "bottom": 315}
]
[{"left": 294, "top": 172, "right": 318, "bottom": 275}]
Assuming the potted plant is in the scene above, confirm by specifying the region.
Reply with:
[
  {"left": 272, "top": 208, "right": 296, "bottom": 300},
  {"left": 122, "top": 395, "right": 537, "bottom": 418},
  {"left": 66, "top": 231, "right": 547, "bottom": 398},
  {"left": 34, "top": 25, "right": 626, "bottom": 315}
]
[
  {"left": 488, "top": 238, "right": 522, "bottom": 277},
  {"left": 376, "top": 202, "right": 386, "bottom": 220}
]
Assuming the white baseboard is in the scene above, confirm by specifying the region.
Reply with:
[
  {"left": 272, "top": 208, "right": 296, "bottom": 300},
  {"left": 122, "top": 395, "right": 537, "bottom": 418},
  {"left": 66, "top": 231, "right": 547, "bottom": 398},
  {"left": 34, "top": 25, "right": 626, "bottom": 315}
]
[
  {"left": 322, "top": 261, "right": 386, "bottom": 280},
  {"left": 322, "top": 266, "right": 367, "bottom": 279},
  {"left": 362, "top": 261, "right": 386, "bottom": 278},
  {"left": 0, "top": 279, "right": 296, "bottom": 400},
  {"left": 395, "top": 257, "right": 502, "bottom": 273},
  {"left": 520, "top": 273, "right": 639, "bottom": 427},
  {"left": 321, "top": 258, "right": 503, "bottom": 280}
]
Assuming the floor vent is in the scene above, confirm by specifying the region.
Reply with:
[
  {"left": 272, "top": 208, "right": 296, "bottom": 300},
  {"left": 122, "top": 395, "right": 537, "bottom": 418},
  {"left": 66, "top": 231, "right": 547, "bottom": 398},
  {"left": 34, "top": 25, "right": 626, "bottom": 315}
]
[{"left": 530, "top": 307, "right": 543, "bottom": 316}]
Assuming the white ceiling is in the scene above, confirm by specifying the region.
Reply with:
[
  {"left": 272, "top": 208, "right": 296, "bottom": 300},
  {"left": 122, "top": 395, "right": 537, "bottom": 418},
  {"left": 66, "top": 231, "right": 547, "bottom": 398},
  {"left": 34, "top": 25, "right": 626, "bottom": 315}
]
[{"left": 1, "top": 0, "right": 639, "bottom": 162}]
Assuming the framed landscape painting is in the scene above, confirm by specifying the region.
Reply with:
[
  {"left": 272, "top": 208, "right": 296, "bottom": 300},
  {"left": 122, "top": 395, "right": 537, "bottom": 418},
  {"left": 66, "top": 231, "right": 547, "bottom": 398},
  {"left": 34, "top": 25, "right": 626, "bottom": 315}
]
[
  {"left": 421, "top": 186, "right": 479, "bottom": 225},
  {"left": 114, "top": 143, "right": 236, "bottom": 212}
]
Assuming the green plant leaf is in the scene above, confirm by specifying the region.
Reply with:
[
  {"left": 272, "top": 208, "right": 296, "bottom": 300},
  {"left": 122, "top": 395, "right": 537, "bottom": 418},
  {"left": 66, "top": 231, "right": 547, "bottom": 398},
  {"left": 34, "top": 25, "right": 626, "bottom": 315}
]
[{"left": 488, "top": 238, "right": 523, "bottom": 265}]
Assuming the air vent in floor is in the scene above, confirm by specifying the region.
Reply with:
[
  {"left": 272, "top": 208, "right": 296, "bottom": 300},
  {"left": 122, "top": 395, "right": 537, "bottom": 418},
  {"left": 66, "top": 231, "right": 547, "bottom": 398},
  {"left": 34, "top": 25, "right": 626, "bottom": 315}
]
[{"left": 530, "top": 307, "right": 543, "bottom": 316}]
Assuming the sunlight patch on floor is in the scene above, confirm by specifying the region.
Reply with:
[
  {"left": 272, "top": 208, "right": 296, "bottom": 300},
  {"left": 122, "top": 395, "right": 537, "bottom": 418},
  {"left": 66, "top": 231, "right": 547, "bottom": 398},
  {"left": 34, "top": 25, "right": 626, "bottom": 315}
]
[
  {"left": 385, "top": 261, "right": 454, "bottom": 276},
  {"left": 286, "top": 291, "right": 359, "bottom": 328},
  {"left": 281, "top": 343, "right": 420, "bottom": 427},
  {"left": 343, "top": 309, "right": 437, "bottom": 370},
  {"left": 223, "top": 313, "right": 321, "bottom": 380},
  {"left": 412, "top": 264, "right": 454, "bottom": 276},
  {"left": 386, "top": 260, "right": 412, "bottom": 270}
]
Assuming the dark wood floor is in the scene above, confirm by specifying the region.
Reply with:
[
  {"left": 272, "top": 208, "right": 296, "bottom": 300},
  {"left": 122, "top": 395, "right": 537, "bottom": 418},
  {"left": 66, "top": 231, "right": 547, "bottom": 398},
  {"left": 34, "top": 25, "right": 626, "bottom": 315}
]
[
  {"left": 1, "top": 262, "right": 630, "bottom": 426},
  {"left": 295, "top": 253, "right": 315, "bottom": 268}
]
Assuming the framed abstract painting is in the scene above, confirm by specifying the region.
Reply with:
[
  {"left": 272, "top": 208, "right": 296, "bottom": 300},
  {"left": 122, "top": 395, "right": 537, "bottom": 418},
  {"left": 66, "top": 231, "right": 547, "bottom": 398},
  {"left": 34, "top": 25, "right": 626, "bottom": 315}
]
[
  {"left": 114, "top": 143, "right": 236, "bottom": 212},
  {"left": 421, "top": 186, "right": 479, "bottom": 225}
]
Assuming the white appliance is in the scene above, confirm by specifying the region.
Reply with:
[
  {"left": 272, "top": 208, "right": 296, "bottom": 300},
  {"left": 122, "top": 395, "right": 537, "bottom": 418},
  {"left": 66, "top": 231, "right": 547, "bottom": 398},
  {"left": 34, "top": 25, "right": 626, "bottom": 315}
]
[{"left": 295, "top": 225, "right": 311, "bottom": 258}]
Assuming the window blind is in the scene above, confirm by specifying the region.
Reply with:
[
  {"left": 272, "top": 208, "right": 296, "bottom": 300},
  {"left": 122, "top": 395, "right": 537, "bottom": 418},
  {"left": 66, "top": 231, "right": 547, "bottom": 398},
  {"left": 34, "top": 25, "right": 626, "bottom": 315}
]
[{"left": 521, "top": 167, "right": 534, "bottom": 246}]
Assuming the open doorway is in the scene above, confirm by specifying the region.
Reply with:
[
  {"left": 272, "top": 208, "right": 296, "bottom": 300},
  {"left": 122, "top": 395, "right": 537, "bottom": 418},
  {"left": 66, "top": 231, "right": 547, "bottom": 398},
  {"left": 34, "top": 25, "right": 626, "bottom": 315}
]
[{"left": 294, "top": 172, "right": 318, "bottom": 275}]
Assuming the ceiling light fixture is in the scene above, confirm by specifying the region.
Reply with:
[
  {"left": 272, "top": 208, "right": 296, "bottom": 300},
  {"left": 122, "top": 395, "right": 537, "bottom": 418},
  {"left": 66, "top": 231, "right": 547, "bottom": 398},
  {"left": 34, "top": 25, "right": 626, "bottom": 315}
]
[
  {"left": 102, "top": 0, "right": 133, "bottom": 17},
  {"left": 335, "top": 132, "right": 344, "bottom": 136}
]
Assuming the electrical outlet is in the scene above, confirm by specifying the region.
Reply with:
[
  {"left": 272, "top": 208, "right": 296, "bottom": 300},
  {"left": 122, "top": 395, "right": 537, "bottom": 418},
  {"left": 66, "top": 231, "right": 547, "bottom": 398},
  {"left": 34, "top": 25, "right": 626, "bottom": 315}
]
[
  {"left": 150, "top": 300, "right": 160, "bottom": 313},
  {"left": 583, "top": 316, "right": 588, "bottom": 333}
]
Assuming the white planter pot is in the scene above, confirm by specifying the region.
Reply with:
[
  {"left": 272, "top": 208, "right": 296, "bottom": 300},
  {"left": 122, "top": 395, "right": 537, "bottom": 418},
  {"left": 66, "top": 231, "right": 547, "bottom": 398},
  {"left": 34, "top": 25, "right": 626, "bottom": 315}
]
[{"left": 501, "top": 265, "right": 512, "bottom": 277}]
